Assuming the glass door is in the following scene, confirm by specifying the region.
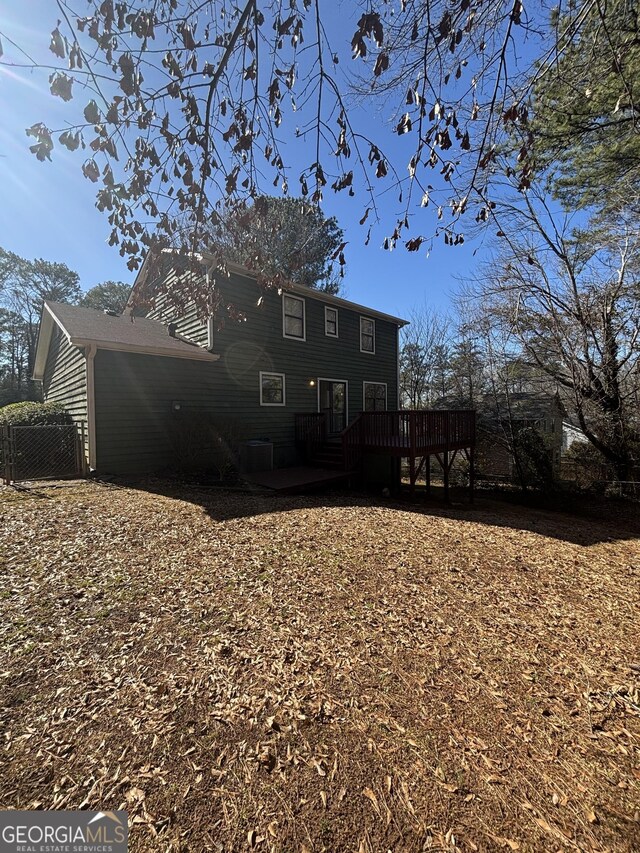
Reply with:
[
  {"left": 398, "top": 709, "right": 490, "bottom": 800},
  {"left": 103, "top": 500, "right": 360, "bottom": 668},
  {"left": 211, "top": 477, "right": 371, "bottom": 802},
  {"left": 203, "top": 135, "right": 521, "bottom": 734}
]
[{"left": 319, "top": 380, "right": 347, "bottom": 434}]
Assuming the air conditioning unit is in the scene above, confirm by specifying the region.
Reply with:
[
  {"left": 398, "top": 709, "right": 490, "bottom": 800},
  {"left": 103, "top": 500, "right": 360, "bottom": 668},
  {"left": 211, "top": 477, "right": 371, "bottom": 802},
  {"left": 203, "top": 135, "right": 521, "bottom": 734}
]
[{"left": 239, "top": 440, "right": 273, "bottom": 473}]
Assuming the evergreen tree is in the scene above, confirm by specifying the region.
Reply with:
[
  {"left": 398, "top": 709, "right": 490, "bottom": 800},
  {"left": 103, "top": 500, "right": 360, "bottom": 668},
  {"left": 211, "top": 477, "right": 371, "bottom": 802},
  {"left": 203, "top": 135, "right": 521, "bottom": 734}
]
[
  {"left": 203, "top": 197, "right": 345, "bottom": 294},
  {"left": 531, "top": 0, "right": 640, "bottom": 214},
  {"left": 80, "top": 281, "right": 131, "bottom": 314}
]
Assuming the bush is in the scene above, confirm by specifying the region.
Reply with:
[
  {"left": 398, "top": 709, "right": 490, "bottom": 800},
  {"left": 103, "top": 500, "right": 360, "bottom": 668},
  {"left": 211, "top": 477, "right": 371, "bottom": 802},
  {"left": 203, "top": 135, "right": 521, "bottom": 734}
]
[
  {"left": 512, "top": 425, "right": 555, "bottom": 492},
  {"left": 449, "top": 456, "right": 471, "bottom": 487},
  {"left": 0, "top": 401, "right": 72, "bottom": 427},
  {"left": 564, "top": 440, "right": 609, "bottom": 487}
]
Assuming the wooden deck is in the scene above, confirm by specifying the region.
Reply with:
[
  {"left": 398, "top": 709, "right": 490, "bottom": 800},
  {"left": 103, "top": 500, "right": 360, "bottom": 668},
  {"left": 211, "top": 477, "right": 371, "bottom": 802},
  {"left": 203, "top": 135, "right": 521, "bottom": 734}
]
[
  {"left": 295, "top": 409, "right": 477, "bottom": 499},
  {"left": 357, "top": 433, "right": 474, "bottom": 454},
  {"left": 353, "top": 410, "right": 475, "bottom": 456},
  {"left": 245, "top": 466, "right": 350, "bottom": 494}
]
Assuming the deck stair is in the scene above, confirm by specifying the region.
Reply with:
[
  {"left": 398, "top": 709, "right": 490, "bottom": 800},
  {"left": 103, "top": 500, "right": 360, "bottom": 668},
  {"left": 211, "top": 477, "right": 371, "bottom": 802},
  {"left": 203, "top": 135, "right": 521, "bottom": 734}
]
[{"left": 309, "top": 438, "right": 344, "bottom": 470}]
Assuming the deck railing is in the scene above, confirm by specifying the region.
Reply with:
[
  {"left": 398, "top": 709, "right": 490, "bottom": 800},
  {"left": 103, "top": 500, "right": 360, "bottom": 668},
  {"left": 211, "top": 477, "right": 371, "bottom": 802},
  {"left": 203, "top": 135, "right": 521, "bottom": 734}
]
[
  {"left": 294, "top": 412, "right": 327, "bottom": 459},
  {"left": 340, "top": 409, "right": 475, "bottom": 469},
  {"left": 297, "top": 409, "right": 476, "bottom": 472},
  {"left": 341, "top": 413, "right": 364, "bottom": 472},
  {"left": 358, "top": 410, "right": 475, "bottom": 453}
]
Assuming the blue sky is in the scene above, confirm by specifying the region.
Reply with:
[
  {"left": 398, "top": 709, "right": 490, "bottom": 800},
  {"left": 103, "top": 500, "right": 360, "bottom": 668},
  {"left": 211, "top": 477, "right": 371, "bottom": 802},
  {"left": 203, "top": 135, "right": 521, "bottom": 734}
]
[{"left": 0, "top": 2, "right": 492, "bottom": 320}]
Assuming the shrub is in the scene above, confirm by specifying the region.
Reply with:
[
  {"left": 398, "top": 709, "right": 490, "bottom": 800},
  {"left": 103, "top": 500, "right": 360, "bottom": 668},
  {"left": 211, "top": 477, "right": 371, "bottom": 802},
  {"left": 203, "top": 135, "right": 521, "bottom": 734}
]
[
  {"left": 512, "top": 425, "right": 555, "bottom": 492},
  {"left": 0, "top": 401, "right": 72, "bottom": 427},
  {"left": 565, "top": 439, "right": 639, "bottom": 492},
  {"left": 449, "top": 456, "right": 471, "bottom": 487}
]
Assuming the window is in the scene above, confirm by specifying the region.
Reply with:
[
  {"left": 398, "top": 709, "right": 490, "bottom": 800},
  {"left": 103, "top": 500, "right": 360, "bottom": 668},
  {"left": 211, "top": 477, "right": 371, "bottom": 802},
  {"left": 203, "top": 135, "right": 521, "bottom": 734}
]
[
  {"left": 360, "top": 316, "right": 375, "bottom": 353},
  {"left": 325, "top": 306, "right": 338, "bottom": 337},
  {"left": 283, "top": 294, "right": 305, "bottom": 340},
  {"left": 363, "top": 382, "right": 387, "bottom": 412},
  {"left": 260, "top": 372, "right": 286, "bottom": 406}
]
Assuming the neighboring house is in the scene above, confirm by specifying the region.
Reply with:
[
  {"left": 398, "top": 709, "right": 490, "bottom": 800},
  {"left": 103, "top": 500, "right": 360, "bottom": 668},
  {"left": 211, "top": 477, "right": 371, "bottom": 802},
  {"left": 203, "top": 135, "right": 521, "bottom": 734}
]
[
  {"left": 475, "top": 392, "right": 565, "bottom": 480},
  {"left": 562, "top": 419, "right": 589, "bottom": 455},
  {"left": 33, "top": 250, "right": 408, "bottom": 475}
]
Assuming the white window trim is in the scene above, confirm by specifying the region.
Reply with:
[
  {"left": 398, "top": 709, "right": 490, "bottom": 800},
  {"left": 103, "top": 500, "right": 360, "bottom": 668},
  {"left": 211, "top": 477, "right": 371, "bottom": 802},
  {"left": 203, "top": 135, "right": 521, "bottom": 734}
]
[
  {"left": 324, "top": 305, "right": 339, "bottom": 338},
  {"left": 282, "top": 294, "right": 306, "bottom": 341},
  {"left": 360, "top": 316, "right": 376, "bottom": 354},
  {"left": 259, "top": 371, "right": 286, "bottom": 406},
  {"left": 207, "top": 315, "right": 215, "bottom": 351},
  {"left": 363, "top": 381, "right": 387, "bottom": 411}
]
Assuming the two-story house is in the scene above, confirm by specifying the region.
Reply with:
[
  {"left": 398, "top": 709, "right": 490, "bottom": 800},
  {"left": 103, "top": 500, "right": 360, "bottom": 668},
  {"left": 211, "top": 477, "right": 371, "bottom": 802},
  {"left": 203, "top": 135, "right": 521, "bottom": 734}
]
[{"left": 33, "top": 248, "right": 408, "bottom": 476}]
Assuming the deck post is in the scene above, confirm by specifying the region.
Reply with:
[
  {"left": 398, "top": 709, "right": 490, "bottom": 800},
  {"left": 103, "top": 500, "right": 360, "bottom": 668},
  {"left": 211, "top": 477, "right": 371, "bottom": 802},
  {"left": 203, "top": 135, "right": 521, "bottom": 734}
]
[
  {"left": 409, "top": 454, "right": 416, "bottom": 494},
  {"left": 425, "top": 454, "right": 431, "bottom": 496},
  {"left": 443, "top": 451, "right": 450, "bottom": 502},
  {"left": 394, "top": 457, "right": 402, "bottom": 492},
  {"left": 409, "top": 412, "right": 416, "bottom": 456},
  {"left": 444, "top": 416, "right": 451, "bottom": 502},
  {"left": 469, "top": 444, "right": 475, "bottom": 504}
]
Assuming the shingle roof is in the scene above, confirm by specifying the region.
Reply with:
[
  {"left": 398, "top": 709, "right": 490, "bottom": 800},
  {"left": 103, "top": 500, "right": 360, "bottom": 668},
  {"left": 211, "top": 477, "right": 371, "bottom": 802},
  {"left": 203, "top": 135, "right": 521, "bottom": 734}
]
[
  {"left": 45, "top": 300, "right": 208, "bottom": 354},
  {"left": 33, "top": 301, "right": 218, "bottom": 381}
]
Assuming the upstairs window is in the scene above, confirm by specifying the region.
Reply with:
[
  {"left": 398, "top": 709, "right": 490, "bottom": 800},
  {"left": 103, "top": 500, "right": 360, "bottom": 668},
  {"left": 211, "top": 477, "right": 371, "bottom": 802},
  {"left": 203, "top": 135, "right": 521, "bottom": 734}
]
[
  {"left": 364, "top": 382, "right": 387, "bottom": 412},
  {"left": 283, "top": 294, "right": 305, "bottom": 340},
  {"left": 325, "top": 306, "right": 338, "bottom": 337},
  {"left": 360, "top": 316, "right": 375, "bottom": 353}
]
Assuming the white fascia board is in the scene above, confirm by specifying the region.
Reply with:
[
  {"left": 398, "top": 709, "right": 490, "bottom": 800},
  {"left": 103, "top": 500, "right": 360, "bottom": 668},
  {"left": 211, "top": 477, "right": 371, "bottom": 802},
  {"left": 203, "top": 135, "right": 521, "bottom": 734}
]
[
  {"left": 33, "top": 303, "right": 74, "bottom": 381},
  {"left": 288, "top": 283, "right": 409, "bottom": 328}
]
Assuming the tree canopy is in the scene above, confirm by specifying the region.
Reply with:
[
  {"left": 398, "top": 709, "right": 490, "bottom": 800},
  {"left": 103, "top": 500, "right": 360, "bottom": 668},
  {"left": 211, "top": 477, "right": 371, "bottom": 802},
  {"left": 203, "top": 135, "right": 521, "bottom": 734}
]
[
  {"left": 0, "top": 247, "right": 80, "bottom": 400},
  {"left": 530, "top": 0, "right": 640, "bottom": 216},
  {"left": 80, "top": 280, "right": 131, "bottom": 313},
  {"left": 2, "top": 0, "right": 623, "bottom": 274},
  {"left": 202, "top": 196, "right": 344, "bottom": 293},
  {"left": 468, "top": 196, "right": 640, "bottom": 479}
]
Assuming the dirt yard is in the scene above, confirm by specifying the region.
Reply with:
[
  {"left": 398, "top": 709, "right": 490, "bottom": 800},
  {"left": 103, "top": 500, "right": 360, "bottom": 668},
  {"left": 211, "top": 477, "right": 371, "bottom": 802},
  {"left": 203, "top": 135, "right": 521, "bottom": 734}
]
[{"left": 0, "top": 480, "right": 638, "bottom": 852}]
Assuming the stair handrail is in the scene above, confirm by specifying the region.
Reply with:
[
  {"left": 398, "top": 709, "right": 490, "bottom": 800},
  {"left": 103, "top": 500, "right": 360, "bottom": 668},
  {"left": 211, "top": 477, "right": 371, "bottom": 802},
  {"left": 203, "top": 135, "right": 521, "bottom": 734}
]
[
  {"left": 294, "top": 412, "right": 327, "bottom": 460},
  {"left": 341, "top": 412, "right": 364, "bottom": 472}
]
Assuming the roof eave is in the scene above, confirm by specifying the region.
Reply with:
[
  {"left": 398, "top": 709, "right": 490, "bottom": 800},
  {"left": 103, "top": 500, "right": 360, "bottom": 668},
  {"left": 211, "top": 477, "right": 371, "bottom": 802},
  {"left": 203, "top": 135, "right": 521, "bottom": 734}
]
[
  {"left": 33, "top": 302, "right": 75, "bottom": 381},
  {"left": 202, "top": 253, "right": 410, "bottom": 327},
  {"left": 70, "top": 337, "right": 220, "bottom": 361},
  {"left": 130, "top": 246, "right": 410, "bottom": 327}
]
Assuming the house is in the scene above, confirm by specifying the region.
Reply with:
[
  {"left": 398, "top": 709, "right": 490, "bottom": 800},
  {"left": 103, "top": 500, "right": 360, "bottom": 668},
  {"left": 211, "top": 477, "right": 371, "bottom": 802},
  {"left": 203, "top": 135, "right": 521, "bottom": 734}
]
[
  {"left": 33, "top": 250, "right": 409, "bottom": 477},
  {"left": 562, "top": 419, "right": 588, "bottom": 455},
  {"left": 475, "top": 392, "right": 565, "bottom": 480}
]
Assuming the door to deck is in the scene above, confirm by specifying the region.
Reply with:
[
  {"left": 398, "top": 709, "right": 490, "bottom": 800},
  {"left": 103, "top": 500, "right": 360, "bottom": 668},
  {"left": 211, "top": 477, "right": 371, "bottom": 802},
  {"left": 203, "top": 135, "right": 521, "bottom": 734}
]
[{"left": 319, "top": 380, "right": 346, "bottom": 435}]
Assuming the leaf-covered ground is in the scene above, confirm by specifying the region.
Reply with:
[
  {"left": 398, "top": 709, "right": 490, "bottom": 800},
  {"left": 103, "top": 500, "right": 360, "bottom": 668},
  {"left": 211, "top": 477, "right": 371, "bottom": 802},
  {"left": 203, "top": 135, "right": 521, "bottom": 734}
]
[{"left": 1, "top": 480, "right": 638, "bottom": 852}]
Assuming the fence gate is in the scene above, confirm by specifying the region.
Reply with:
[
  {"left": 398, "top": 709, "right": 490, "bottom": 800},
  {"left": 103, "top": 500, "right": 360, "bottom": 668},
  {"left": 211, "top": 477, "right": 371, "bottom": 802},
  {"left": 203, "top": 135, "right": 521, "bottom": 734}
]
[{"left": 1, "top": 422, "right": 86, "bottom": 484}]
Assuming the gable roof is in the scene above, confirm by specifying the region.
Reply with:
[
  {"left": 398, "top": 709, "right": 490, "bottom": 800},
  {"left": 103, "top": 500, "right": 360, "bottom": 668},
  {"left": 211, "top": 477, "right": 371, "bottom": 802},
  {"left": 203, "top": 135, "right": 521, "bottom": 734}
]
[
  {"left": 33, "top": 301, "right": 219, "bottom": 381},
  {"left": 129, "top": 247, "right": 410, "bottom": 327},
  {"left": 491, "top": 392, "right": 567, "bottom": 421}
]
